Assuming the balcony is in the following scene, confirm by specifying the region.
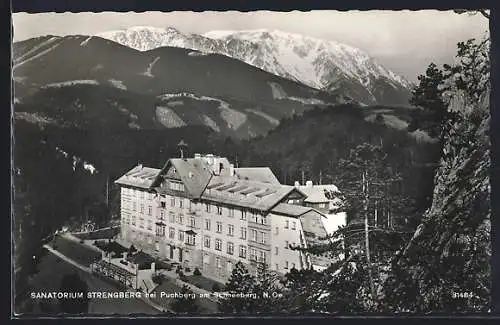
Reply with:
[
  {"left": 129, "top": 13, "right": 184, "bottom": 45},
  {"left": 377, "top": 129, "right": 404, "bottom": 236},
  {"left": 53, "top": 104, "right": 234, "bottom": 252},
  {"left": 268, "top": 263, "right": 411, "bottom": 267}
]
[
  {"left": 248, "top": 220, "right": 271, "bottom": 231},
  {"left": 248, "top": 240, "right": 271, "bottom": 251}
]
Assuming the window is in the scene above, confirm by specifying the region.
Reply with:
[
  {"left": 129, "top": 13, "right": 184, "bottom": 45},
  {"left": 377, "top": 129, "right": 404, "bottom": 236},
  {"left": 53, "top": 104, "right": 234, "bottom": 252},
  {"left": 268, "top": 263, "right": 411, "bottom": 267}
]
[
  {"left": 228, "top": 224, "right": 234, "bottom": 237},
  {"left": 179, "top": 199, "right": 183, "bottom": 209},
  {"left": 169, "top": 181, "right": 185, "bottom": 192},
  {"left": 258, "top": 251, "right": 266, "bottom": 263},
  {"left": 171, "top": 197, "right": 175, "bottom": 207},
  {"left": 285, "top": 220, "right": 289, "bottom": 229},
  {"left": 259, "top": 231, "right": 267, "bottom": 244},
  {"left": 190, "top": 217, "right": 196, "bottom": 228},
  {"left": 178, "top": 231, "right": 184, "bottom": 242},
  {"left": 186, "top": 234, "right": 196, "bottom": 245},
  {"left": 148, "top": 206, "right": 152, "bottom": 216},
  {"left": 217, "top": 206, "right": 222, "bottom": 215},
  {"left": 133, "top": 202, "right": 137, "bottom": 211},
  {"left": 285, "top": 261, "right": 289, "bottom": 269},
  {"left": 216, "top": 222, "right": 223, "bottom": 233},
  {"left": 216, "top": 257, "right": 222, "bottom": 269},
  {"left": 275, "top": 247, "right": 279, "bottom": 256},
  {"left": 169, "top": 213, "right": 175, "bottom": 223},
  {"left": 206, "top": 203, "right": 211, "bottom": 213},
  {"left": 131, "top": 216, "right": 136, "bottom": 226},
  {"left": 249, "top": 248, "right": 257, "bottom": 261},
  {"left": 285, "top": 241, "right": 289, "bottom": 249},
  {"left": 203, "top": 254, "right": 210, "bottom": 264},
  {"left": 227, "top": 242, "right": 234, "bottom": 255},
  {"left": 240, "top": 227, "right": 247, "bottom": 240},
  {"left": 251, "top": 229, "right": 258, "bottom": 242},
  {"left": 160, "top": 201, "right": 166, "bottom": 208},
  {"left": 215, "top": 239, "right": 222, "bottom": 251},
  {"left": 155, "top": 241, "right": 160, "bottom": 251},
  {"left": 204, "top": 236, "right": 211, "bottom": 248},
  {"left": 160, "top": 210, "right": 164, "bottom": 219},
  {"left": 228, "top": 208, "right": 234, "bottom": 218},
  {"left": 156, "top": 225, "right": 166, "bottom": 236},
  {"left": 177, "top": 215, "right": 183, "bottom": 225},
  {"left": 292, "top": 221, "right": 296, "bottom": 230},
  {"left": 169, "top": 227, "right": 175, "bottom": 239},
  {"left": 140, "top": 204, "right": 144, "bottom": 214},
  {"left": 239, "top": 245, "right": 247, "bottom": 258},
  {"left": 260, "top": 216, "right": 266, "bottom": 225},
  {"left": 139, "top": 220, "right": 144, "bottom": 229},
  {"left": 275, "top": 227, "right": 279, "bottom": 235},
  {"left": 205, "top": 219, "right": 211, "bottom": 231},
  {"left": 147, "top": 220, "right": 152, "bottom": 230},
  {"left": 240, "top": 210, "right": 247, "bottom": 220}
]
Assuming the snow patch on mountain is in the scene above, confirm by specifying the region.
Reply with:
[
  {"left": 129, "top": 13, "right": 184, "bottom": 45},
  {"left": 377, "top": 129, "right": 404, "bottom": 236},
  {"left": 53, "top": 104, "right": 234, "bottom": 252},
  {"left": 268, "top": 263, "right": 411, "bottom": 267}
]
[
  {"left": 202, "top": 115, "right": 220, "bottom": 132},
  {"left": 108, "top": 79, "right": 127, "bottom": 90},
  {"left": 246, "top": 109, "right": 280, "bottom": 126},
  {"left": 268, "top": 82, "right": 288, "bottom": 99},
  {"left": 188, "top": 51, "right": 209, "bottom": 56},
  {"left": 15, "top": 112, "right": 57, "bottom": 125},
  {"left": 155, "top": 106, "right": 186, "bottom": 128},
  {"left": 219, "top": 104, "right": 247, "bottom": 130},
  {"left": 80, "top": 36, "right": 93, "bottom": 46},
  {"left": 142, "top": 57, "right": 160, "bottom": 77},
  {"left": 43, "top": 80, "right": 99, "bottom": 88},
  {"left": 14, "top": 40, "right": 62, "bottom": 69}
]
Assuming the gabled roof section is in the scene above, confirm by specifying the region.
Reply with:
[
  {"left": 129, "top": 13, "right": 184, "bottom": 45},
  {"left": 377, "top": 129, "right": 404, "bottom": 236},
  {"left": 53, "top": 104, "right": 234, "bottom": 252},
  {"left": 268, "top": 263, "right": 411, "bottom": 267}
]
[
  {"left": 152, "top": 158, "right": 213, "bottom": 199},
  {"left": 202, "top": 174, "right": 299, "bottom": 212},
  {"left": 234, "top": 167, "right": 280, "bottom": 184},
  {"left": 298, "top": 184, "right": 340, "bottom": 203},
  {"left": 271, "top": 203, "right": 314, "bottom": 217},
  {"left": 114, "top": 165, "right": 161, "bottom": 189}
]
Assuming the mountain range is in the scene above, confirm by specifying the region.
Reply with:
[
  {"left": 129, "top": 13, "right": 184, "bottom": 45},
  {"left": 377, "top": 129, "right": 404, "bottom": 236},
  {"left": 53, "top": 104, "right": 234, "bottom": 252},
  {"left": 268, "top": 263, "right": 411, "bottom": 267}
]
[
  {"left": 13, "top": 34, "right": 346, "bottom": 138},
  {"left": 97, "top": 26, "right": 414, "bottom": 106}
]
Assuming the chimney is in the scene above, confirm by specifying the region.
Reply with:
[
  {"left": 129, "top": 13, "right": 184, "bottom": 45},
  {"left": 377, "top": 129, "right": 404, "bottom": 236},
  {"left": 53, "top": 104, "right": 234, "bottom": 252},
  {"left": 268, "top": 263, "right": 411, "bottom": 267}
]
[
  {"left": 138, "top": 163, "right": 143, "bottom": 169},
  {"left": 306, "top": 180, "right": 313, "bottom": 187},
  {"left": 213, "top": 157, "right": 221, "bottom": 175},
  {"left": 151, "top": 262, "right": 156, "bottom": 272},
  {"left": 229, "top": 163, "right": 235, "bottom": 176},
  {"left": 294, "top": 181, "right": 300, "bottom": 187},
  {"left": 194, "top": 153, "right": 201, "bottom": 159}
]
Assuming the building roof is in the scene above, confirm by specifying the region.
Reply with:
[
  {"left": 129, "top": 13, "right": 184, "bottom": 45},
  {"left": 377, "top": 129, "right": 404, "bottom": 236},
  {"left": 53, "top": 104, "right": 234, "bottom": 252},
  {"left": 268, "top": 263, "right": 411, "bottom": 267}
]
[
  {"left": 114, "top": 165, "right": 161, "bottom": 189},
  {"left": 298, "top": 184, "right": 340, "bottom": 203},
  {"left": 234, "top": 167, "right": 280, "bottom": 184},
  {"left": 271, "top": 203, "right": 314, "bottom": 217},
  {"left": 202, "top": 175, "right": 301, "bottom": 212},
  {"left": 154, "top": 158, "right": 214, "bottom": 199}
]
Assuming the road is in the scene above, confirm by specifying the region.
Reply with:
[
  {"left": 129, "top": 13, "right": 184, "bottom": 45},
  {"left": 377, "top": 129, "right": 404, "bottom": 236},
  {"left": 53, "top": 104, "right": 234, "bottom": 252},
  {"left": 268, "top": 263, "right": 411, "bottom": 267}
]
[{"left": 18, "top": 249, "right": 162, "bottom": 315}]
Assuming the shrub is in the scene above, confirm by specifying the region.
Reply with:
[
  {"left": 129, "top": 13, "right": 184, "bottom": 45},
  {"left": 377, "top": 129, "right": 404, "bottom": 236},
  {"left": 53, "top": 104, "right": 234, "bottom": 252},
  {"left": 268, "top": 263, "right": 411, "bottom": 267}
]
[
  {"left": 179, "top": 274, "right": 188, "bottom": 282},
  {"left": 178, "top": 270, "right": 184, "bottom": 278},
  {"left": 185, "top": 267, "right": 191, "bottom": 273},
  {"left": 79, "top": 239, "right": 85, "bottom": 244},
  {"left": 193, "top": 268, "right": 202, "bottom": 276},
  {"left": 212, "top": 283, "right": 221, "bottom": 292},
  {"left": 176, "top": 265, "right": 182, "bottom": 273},
  {"left": 152, "top": 273, "right": 166, "bottom": 285}
]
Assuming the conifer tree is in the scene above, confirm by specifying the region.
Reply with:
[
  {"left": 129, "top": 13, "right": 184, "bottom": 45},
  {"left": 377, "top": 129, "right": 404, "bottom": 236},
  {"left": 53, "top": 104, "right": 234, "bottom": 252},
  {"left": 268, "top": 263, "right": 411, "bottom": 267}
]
[
  {"left": 218, "top": 262, "right": 258, "bottom": 313},
  {"left": 171, "top": 284, "right": 199, "bottom": 313}
]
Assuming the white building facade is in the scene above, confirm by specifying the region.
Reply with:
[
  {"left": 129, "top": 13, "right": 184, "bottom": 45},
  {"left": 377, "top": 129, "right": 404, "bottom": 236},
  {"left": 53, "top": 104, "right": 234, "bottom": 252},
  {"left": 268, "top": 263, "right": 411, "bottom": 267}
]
[{"left": 115, "top": 154, "right": 345, "bottom": 283}]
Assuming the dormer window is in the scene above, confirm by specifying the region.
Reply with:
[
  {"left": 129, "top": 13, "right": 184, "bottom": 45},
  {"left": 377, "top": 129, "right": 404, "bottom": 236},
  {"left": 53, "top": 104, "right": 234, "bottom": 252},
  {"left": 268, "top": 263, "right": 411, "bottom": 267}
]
[{"left": 169, "top": 181, "right": 185, "bottom": 192}]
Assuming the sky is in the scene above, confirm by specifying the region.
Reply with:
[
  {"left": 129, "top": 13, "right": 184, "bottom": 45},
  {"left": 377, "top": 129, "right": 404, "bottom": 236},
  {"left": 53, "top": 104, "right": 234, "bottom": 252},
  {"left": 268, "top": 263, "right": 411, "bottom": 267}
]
[{"left": 12, "top": 11, "right": 489, "bottom": 82}]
